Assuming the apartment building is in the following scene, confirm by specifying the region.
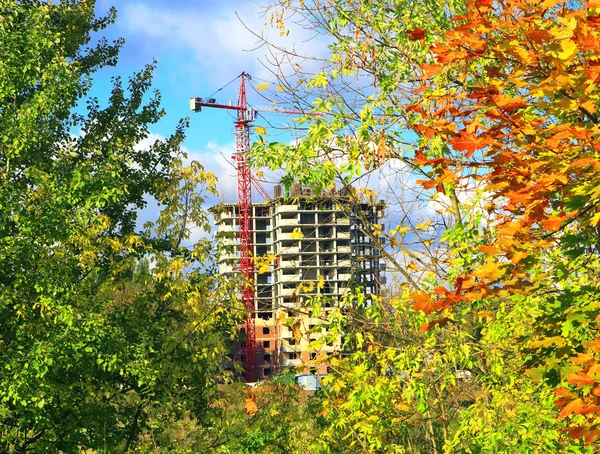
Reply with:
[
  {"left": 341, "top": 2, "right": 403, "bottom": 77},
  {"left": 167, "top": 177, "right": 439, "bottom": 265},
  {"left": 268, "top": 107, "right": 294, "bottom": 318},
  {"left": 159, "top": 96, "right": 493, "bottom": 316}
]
[{"left": 211, "top": 184, "right": 385, "bottom": 380}]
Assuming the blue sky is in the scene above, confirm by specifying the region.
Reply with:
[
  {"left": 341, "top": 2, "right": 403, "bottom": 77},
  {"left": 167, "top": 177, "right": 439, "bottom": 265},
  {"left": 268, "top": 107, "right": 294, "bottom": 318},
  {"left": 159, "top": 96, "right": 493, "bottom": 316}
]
[
  {"left": 86, "top": 1, "right": 463, "bottom": 275},
  {"left": 90, "top": 0, "right": 325, "bottom": 203}
]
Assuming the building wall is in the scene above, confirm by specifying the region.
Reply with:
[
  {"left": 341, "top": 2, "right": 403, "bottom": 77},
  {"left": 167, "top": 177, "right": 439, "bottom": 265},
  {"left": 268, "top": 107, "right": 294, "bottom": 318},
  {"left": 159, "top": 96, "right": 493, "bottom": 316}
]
[{"left": 212, "top": 186, "right": 384, "bottom": 380}]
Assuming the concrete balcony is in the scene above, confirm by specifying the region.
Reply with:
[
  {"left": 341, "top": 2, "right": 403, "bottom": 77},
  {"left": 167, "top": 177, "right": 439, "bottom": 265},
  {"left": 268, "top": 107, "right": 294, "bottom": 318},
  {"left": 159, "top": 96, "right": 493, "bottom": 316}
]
[
  {"left": 280, "top": 343, "right": 300, "bottom": 353},
  {"left": 282, "top": 358, "right": 302, "bottom": 367},
  {"left": 276, "top": 245, "right": 300, "bottom": 254},
  {"left": 279, "top": 232, "right": 300, "bottom": 241},
  {"left": 279, "top": 288, "right": 296, "bottom": 296},
  {"left": 278, "top": 273, "right": 301, "bottom": 283},
  {"left": 277, "top": 218, "right": 298, "bottom": 226},
  {"left": 278, "top": 260, "right": 297, "bottom": 268},
  {"left": 275, "top": 205, "right": 298, "bottom": 214}
]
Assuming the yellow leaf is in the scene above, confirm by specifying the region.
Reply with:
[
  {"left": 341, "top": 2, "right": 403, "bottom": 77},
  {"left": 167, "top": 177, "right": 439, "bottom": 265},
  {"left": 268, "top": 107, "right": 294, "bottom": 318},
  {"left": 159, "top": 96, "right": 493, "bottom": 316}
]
[
  {"left": 475, "top": 259, "right": 506, "bottom": 280},
  {"left": 277, "top": 85, "right": 285, "bottom": 91},
  {"left": 393, "top": 226, "right": 410, "bottom": 235},
  {"left": 290, "top": 228, "right": 304, "bottom": 239},
  {"left": 415, "top": 220, "right": 432, "bottom": 230},
  {"left": 245, "top": 396, "right": 259, "bottom": 416},
  {"left": 255, "top": 126, "right": 267, "bottom": 135},
  {"left": 317, "top": 275, "right": 325, "bottom": 289},
  {"left": 558, "top": 39, "right": 578, "bottom": 60},
  {"left": 256, "top": 83, "right": 270, "bottom": 91}
]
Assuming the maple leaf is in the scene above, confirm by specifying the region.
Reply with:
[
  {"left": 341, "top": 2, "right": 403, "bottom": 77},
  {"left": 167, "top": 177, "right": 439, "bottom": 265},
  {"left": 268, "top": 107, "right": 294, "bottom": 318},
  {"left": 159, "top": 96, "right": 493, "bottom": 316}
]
[
  {"left": 568, "top": 372, "right": 596, "bottom": 388},
  {"left": 559, "top": 398, "right": 585, "bottom": 418},
  {"left": 478, "top": 245, "right": 502, "bottom": 255},
  {"left": 411, "top": 292, "right": 437, "bottom": 314},
  {"left": 475, "top": 259, "right": 506, "bottom": 280},
  {"left": 416, "top": 179, "right": 438, "bottom": 190},
  {"left": 407, "top": 29, "right": 426, "bottom": 40},
  {"left": 584, "top": 428, "right": 600, "bottom": 444},
  {"left": 245, "top": 393, "right": 259, "bottom": 416},
  {"left": 449, "top": 130, "right": 488, "bottom": 157},
  {"left": 541, "top": 215, "right": 564, "bottom": 231},
  {"left": 420, "top": 317, "right": 450, "bottom": 332}
]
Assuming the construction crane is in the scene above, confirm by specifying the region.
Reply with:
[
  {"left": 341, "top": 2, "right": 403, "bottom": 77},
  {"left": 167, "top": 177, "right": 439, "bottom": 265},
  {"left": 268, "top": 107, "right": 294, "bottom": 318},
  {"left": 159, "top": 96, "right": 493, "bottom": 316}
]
[{"left": 191, "top": 72, "right": 308, "bottom": 382}]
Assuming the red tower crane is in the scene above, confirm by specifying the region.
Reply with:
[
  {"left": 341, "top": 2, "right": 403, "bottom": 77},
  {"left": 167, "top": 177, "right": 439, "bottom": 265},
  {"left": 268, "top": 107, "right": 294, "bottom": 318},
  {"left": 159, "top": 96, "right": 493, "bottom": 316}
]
[
  {"left": 190, "top": 73, "right": 318, "bottom": 382},
  {"left": 190, "top": 72, "right": 258, "bottom": 381}
]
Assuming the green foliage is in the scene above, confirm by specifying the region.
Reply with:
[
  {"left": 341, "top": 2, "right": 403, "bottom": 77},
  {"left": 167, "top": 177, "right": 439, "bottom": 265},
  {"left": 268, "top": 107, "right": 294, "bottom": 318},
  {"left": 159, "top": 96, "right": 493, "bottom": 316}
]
[
  {"left": 252, "top": 0, "right": 600, "bottom": 451},
  {"left": 0, "top": 1, "right": 242, "bottom": 452}
]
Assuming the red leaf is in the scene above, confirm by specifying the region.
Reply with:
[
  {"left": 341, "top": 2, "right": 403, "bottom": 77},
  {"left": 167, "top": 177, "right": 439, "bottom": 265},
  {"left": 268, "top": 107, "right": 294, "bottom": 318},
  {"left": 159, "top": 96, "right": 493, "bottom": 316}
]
[
  {"left": 568, "top": 426, "right": 587, "bottom": 440},
  {"left": 526, "top": 30, "right": 552, "bottom": 43},
  {"left": 416, "top": 179, "right": 438, "bottom": 190},
  {"left": 420, "top": 317, "right": 450, "bottom": 332},
  {"left": 584, "top": 428, "right": 600, "bottom": 444},
  {"left": 407, "top": 28, "right": 426, "bottom": 40},
  {"left": 500, "top": 102, "right": 528, "bottom": 112},
  {"left": 454, "top": 276, "right": 464, "bottom": 295}
]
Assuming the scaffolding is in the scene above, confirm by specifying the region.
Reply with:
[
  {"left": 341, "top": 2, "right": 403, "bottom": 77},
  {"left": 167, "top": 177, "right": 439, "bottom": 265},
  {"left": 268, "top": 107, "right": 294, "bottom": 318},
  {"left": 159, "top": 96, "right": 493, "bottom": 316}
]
[{"left": 212, "top": 184, "right": 385, "bottom": 380}]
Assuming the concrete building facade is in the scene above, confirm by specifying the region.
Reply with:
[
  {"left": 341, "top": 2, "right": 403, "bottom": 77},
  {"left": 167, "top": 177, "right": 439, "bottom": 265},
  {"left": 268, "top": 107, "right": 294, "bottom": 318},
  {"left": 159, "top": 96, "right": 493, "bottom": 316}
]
[{"left": 211, "top": 184, "right": 385, "bottom": 380}]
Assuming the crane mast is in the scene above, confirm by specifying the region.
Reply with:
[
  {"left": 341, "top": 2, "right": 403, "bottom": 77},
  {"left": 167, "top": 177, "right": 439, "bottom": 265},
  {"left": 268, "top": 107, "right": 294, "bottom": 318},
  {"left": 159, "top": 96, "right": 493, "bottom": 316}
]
[
  {"left": 234, "top": 73, "right": 256, "bottom": 383},
  {"left": 191, "top": 73, "right": 257, "bottom": 382},
  {"left": 190, "top": 73, "right": 315, "bottom": 382}
]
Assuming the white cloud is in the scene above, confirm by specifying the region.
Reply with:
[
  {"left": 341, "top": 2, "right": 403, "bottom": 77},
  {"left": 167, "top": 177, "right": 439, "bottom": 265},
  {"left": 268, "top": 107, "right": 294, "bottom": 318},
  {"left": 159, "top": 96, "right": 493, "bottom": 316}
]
[{"left": 119, "top": 2, "right": 330, "bottom": 85}]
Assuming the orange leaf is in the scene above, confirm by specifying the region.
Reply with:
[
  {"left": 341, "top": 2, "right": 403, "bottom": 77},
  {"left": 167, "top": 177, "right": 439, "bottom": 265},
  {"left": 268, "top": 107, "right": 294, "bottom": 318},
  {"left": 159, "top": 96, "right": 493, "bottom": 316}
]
[
  {"left": 560, "top": 398, "right": 584, "bottom": 418},
  {"left": 478, "top": 245, "right": 502, "bottom": 255},
  {"left": 434, "top": 286, "right": 448, "bottom": 296},
  {"left": 541, "top": 216, "right": 563, "bottom": 231},
  {"left": 584, "top": 429, "right": 600, "bottom": 444},
  {"left": 421, "top": 63, "right": 443, "bottom": 77},
  {"left": 412, "top": 292, "right": 436, "bottom": 314},
  {"left": 568, "top": 372, "right": 596, "bottom": 388},
  {"left": 416, "top": 179, "right": 438, "bottom": 190},
  {"left": 245, "top": 395, "right": 258, "bottom": 416},
  {"left": 570, "top": 158, "right": 598, "bottom": 168},
  {"left": 407, "top": 29, "right": 426, "bottom": 40},
  {"left": 449, "top": 130, "right": 488, "bottom": 157}
]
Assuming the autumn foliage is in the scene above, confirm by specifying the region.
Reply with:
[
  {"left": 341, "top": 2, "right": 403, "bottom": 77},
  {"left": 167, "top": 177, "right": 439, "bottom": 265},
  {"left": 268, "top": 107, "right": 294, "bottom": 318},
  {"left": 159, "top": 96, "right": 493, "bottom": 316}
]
[{"left": 408, "top": 0, "right": 600, "bottom": 442}]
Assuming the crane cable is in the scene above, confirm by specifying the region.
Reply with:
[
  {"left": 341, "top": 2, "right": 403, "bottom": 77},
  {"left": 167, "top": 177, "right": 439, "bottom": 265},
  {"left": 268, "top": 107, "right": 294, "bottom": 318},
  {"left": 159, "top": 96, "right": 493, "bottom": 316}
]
[{"left": 205, "top": 73, "right": 243, "bottom": 100}]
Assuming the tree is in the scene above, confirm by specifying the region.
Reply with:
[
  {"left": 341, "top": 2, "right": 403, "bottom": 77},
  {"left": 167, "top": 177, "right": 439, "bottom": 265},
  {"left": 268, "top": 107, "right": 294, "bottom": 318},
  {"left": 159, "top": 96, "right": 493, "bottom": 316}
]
[
  {"left": 250, "top": 0, "right": 600, "bottom": 450},
  {"left": 0, "top": 1, "right": 242, "bottom": 451}
]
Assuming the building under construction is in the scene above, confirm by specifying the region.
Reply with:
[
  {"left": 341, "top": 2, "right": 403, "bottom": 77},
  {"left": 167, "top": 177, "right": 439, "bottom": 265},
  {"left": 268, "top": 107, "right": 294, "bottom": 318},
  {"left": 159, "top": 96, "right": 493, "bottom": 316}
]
[{"left": 212, "top": 183, "right": 385, "bottom": 380}]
